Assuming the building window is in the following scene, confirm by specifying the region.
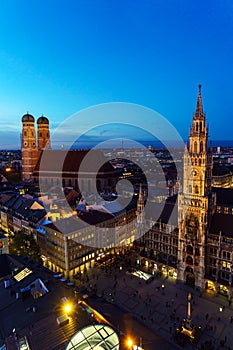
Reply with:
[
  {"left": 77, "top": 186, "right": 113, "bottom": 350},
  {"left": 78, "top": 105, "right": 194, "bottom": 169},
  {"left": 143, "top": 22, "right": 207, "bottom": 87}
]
[
  {"left": 222, "top": 261, "right": 231, "bottom": 270},
  {"left": 194, "top": 141, "right": 197, "bottom": 153},
  {"left": 186, "top": 256, "right": 193, "bottom": 265},
  {"left": 224, "top": 207, "right": 229, "bottom": 214},
  {"left": 221, "top": 271, "right": 229, "bottom": 280},
  {"left": 200, "top": 141, "right": 203, "bottom": 153}
]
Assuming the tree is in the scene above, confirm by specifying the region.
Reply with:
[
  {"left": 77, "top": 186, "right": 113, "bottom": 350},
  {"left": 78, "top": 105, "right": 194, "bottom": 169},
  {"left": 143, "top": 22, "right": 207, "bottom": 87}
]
[{"left": 9, "top": 230, "right": 42, "bottom": 264}]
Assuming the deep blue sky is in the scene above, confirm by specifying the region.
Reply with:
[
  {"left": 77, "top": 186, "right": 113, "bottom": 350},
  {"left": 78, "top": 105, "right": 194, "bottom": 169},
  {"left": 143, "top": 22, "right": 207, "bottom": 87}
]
[{"left": 0, "top": 0, "right": 233, "bottom": 148}]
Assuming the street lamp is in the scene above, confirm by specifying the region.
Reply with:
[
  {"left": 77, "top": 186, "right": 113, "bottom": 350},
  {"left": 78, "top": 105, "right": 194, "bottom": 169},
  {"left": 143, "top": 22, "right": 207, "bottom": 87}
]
[
  {"left": 64, "top": 302, "right": 73, "bottom": 315},
  {"left": 126, "top": 338, "right": 133, "bottom": 348},
  {"left": 161, "top": 284, "right": 165, "bottom": 294}
]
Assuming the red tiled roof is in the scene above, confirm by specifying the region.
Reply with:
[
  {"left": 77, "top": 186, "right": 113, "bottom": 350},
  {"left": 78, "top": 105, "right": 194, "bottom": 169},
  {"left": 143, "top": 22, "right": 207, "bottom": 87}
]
[{"left": 33, "top": 150, "right": 114, "bottom": 175}]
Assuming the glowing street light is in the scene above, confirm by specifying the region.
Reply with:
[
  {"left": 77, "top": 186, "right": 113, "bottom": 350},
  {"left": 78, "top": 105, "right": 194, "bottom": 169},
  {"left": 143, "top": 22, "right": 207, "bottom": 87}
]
[
  {"left": 64, "top": 303, "right": 72, "bottom": 315},
  {"left": 127, "top": 338, "right": 133, "bottom": 348}
]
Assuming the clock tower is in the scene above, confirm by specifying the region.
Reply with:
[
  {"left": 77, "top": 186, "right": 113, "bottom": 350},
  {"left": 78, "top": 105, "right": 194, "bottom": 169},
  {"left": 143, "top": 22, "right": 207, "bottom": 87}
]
[{"left": 177, "top": 85, "right": 213, "bottom": 289}]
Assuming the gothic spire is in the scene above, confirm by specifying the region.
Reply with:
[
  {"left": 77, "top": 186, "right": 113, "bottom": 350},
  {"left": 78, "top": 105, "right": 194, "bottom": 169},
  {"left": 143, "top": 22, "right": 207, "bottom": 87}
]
[{"left": 195, "top": 84, "right": 204, "bottom": 119}]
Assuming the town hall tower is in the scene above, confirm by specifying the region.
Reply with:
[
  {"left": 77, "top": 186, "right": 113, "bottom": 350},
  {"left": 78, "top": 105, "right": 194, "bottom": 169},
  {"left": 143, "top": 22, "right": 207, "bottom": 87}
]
[{"left": 177, "top": 85, "right": 213, "bottom": 288}]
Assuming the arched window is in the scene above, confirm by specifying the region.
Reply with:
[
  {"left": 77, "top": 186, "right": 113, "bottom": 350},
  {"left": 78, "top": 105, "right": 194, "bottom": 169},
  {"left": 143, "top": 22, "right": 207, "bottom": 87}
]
[
  {"left": 186, "top": 256, "right": 193, "bottom": 265},
  {"left": 200, "top": 141, "right": 203, "bottom": 153},
  {"left": 187, "top": 245, "right": 193, "bottom": 255},
  {"left": 199, "top": 122, "right": 202, "bottom": 132},
  {"left": 195, "top": 185, "right": 199, "bottom": 194},
  {"left": 194, "top": 141, "right": 197, "bottom": 153},
  {"left": 195, "top": 122, "right": 198, "bottom": 132}
]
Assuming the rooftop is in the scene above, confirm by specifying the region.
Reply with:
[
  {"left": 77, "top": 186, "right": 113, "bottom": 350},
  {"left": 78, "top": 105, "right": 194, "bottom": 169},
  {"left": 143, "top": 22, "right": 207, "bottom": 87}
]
[{"left": 0, "top": 255, "right": 114, "bottom": 350}]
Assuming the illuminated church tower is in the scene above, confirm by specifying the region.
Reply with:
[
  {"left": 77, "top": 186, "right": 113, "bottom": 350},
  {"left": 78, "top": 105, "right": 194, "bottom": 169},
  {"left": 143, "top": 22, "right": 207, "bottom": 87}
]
[
  {"left": 21, "top": 113, "right": 39, "bottom": 180},
  {"left": 177, "top": 85, "right": 213, "bottom": 288},
  {"left": 37, "top": 115, "right": 51, "bottom": 150},
  {"left": 21, "top": 113, "right": 51, "bottom": 181}
]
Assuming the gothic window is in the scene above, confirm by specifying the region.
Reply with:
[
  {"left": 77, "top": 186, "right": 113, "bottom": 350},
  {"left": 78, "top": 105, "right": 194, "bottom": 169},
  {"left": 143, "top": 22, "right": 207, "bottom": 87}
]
[
  {"left": 187, "top": 245, "right": 193, "bottom": 254},
  {"left": 200, "top": 141, "right": 203, "bottom": 153},
  {"left": 199, "top": 159, "right": 202, "bottom": 165},
  {"left": 24, "top": 131, "right": 27, "bottom": 137},
  {"left": 199, "top": 121, "right": 202, "bottom": 132},
  {"left": 186, "top": 256, "right": 193, "bottom": 265},
  {"left": 195, "top": 122, "right": 198, "bottom": 132},
  {"left": 31, "top": 131, "right": 34, "bottom": 136},
  {"left": 39, "top": 132, "right": 42, "bottom": 137},
  {"left": 195, "top": 159, "right": 197, "bottom": 165},
  {"left": 195, "top": 185, "right": 199, "bottom": 194},
  {"left": 195, "top": 248, "right": 200, "bottom": 256},
  {"left": 189, "top": 185, "right": 192, "bottom": 193},
  {"left": 194, "top": 141, "right": 197, "bottom": 153}
]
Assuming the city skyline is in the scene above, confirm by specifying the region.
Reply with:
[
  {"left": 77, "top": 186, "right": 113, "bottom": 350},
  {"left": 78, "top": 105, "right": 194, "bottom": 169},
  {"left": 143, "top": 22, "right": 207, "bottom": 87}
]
[{"left": 0, "top": 1, "right": 233, "bottom": 148}]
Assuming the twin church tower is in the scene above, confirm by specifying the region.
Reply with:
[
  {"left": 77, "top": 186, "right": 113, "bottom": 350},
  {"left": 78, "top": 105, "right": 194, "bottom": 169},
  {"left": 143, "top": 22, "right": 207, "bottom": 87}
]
[{"left": 21, "top": 114, "right": 51, "bottom": 180}]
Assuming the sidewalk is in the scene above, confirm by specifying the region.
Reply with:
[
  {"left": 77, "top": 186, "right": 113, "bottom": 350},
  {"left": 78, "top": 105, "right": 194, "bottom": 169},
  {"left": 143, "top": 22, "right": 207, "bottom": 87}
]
[{"left": 85, "top": 266, "right": 233, "bottom": 350}]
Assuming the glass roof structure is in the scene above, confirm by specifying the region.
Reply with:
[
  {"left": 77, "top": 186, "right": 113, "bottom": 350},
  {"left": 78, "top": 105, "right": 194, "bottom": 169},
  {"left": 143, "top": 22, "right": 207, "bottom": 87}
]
[{"left": 66, "top": 324, "right": 120, "bottom": 350}]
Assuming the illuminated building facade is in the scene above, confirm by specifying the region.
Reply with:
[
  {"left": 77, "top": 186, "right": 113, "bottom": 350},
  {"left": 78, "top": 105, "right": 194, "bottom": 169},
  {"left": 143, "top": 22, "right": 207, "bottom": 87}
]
[{"left": 138, "top": 85, "right": 233, "bottom": 298}]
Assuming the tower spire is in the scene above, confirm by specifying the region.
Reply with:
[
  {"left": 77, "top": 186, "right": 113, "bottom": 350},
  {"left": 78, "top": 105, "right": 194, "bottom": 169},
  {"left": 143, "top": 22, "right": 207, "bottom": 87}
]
[{"left": 195, "top": 84, "right": 204, "bottom": 118}]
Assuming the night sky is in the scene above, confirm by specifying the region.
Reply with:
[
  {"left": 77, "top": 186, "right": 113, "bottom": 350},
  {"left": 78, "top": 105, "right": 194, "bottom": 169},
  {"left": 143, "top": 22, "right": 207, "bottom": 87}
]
[{"left": 0, "top": 0, "right": 233, "bottom": 148}]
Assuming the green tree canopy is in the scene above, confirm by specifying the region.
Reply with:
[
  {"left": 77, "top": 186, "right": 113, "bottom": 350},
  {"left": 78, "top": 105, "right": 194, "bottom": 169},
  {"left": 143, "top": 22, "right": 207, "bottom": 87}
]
[{"left": 9, "top": 230, "right": 42, "bottom": 264}]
